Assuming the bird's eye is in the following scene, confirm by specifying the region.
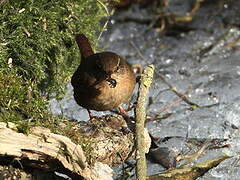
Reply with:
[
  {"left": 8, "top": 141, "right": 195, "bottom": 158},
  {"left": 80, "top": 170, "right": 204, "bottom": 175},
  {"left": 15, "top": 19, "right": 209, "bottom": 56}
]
[{"left": 106, "top": 78, "right": 117, "bottom": 88}]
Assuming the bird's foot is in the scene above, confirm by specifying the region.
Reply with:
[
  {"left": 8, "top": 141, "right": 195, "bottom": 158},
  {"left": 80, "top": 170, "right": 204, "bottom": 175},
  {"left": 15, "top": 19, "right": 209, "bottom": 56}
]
[{"left": 87, "top": 109, "right": 102, "bottom": 120}]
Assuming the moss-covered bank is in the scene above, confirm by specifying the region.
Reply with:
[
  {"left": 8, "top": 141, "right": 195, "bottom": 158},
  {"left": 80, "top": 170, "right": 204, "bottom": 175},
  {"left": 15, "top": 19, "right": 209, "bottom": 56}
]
[{"left": 0, "top": 0, "right": 109, "bottom": 135}]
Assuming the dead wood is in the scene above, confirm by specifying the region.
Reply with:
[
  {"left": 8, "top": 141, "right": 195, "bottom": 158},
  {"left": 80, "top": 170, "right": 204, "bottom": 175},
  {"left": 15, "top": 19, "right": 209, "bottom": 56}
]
[{"left": 0, "top": 122, "right": 115, "bottom": 180}]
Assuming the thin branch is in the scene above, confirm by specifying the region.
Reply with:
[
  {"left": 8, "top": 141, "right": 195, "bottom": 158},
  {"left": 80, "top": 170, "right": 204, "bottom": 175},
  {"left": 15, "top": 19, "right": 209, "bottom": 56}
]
[
  {"left": 155, "top": 71, "right": 200, "bottom": 107},
  {"left": 96, "top": 0, "right": 112, "bottom": 41}
]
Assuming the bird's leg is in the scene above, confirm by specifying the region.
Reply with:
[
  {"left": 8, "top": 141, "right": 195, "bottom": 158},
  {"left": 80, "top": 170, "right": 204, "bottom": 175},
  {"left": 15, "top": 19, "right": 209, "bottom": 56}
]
[
  {"left": 118, "top": 102, "right": 137, "bottom": 114},
  {"left": 118, "top": 106, "right": 128, "bottom": 116},
  {"left": 126, "top": 102, "right": 137, "bottom": 111},
  {"left": 87, "top": 109, "right": 98, "bottom": 119},
  {"left": 118, "top": 106, "right": 135, "bottom": 133}
]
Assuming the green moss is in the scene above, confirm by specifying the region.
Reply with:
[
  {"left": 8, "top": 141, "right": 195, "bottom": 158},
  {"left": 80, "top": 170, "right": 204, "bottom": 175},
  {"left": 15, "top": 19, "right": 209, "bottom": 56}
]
[
  {"left": 0, "top": 68, "right": 56, "bottom": 132},
  {"left": 0, "top": 0, "right": 110, "bottom": 137},
  {"left": 0, "top": 0, "right": 108, "bottom": 96}
]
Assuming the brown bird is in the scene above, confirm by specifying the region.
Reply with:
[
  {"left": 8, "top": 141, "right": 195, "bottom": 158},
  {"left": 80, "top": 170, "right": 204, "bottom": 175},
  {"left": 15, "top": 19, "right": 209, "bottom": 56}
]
[{"left": 71, "top": 34, "right": 136, "bottom": 118}]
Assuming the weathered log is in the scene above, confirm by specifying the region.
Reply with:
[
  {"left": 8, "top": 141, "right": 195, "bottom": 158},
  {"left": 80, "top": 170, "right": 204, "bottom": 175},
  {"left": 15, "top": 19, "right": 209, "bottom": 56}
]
[{"left": 0, "top": 122, "right": 117, "bottom": 179}]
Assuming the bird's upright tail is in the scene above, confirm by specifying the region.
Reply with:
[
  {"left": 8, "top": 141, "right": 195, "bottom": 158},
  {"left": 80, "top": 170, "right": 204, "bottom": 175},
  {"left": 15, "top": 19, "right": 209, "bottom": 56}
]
[{"left": 75, "top": 34, "right": 94, "bottom": 59}]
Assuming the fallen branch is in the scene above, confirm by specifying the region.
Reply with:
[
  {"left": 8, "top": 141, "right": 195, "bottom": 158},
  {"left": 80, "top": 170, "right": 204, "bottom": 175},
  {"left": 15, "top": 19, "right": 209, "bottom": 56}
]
[
  {"left": 0, "top": 122, "right": 114, "bottom": 180},
  {"left": 135, "top": 65, "right": 155, "bottom": 180}
]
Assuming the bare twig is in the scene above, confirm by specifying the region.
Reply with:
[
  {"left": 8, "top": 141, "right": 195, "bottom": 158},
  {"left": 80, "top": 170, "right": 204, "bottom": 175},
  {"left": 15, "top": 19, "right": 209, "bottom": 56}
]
[
  {"left": 176, "top": 141, "right": 211, "bottom": 164},
  {"left": 130, "top": 41, "right": 146, "bottom": 61},
  {"left": 155, "top": 71, "right": 200, "bottom": 107},
  {"left": 96, "top": 0, "right": 112, "bottom": 41},
  {"left": 190, "top": 0, "right": 204, "bottom": 16}
]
